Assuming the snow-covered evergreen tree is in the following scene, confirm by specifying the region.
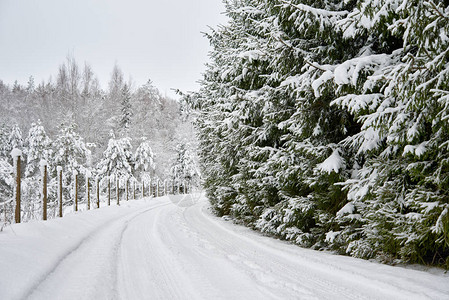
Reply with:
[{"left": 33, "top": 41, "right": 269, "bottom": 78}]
[
  {"left": 131, "top": 80, "right": 163, "bottom": 138},
  {"left": 52, "top": 122, "right": 92, "bottom": 207},
  {"left": 5, "top": 124, "right": 24, "bottom": 164},
  {"left": 134, "top": 138, "right": 155, "bottom": 182},
  {"left": 97, "top": 131, "right": 133, "bottom": 180},
  {"left": 53, "top": 123, "right": 91, "bottom": 175},
  {"left": 170, "top": 143, "right": 199, "bottom": 191},
  {"left": 329, "top": 0, "right": 449, "bottom": 264},
  {"left": 25, "top": 120, "right": 52, "bottom": 177},
  {"left": 0, "top": 157, "right": 13, "bottom": 222},
  {"left": 0, "top": 124, "right": 9, "bottom": 158},
  {"left": 119, "top": 83, "right": 133, "bottom": 135},
  {"left": 8, "top": 124, "right": 23, "bottom": 151},
  {"left": 20, "top": 121, "right": 53, "bottom": 221},
  {"left": 0, "top": 125, "right": 12, "bottom": 219},
  {"left": 189, "top": 0, "right": 358, "bottom": 234}
]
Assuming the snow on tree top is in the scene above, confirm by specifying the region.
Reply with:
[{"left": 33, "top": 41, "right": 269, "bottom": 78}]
[
  {"left": 10, "top": 148, "right": 22, "bottom": 158},
  {"left": 40, "top": 160, "right": 48, "bottom": 176},
  {"left": 57, "top": 166, "right": 63, "bottom": 172},
  {"left": 73, "top": 170, "right": 78, "bottom": 176}
]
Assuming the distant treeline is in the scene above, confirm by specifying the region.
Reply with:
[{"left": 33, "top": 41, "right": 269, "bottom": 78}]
[
  {"left": 0, "top": 57, "right": 200, "bottom": 224},
  {"left": 0, "top": 56, "right": 195, "bottom": 174}
]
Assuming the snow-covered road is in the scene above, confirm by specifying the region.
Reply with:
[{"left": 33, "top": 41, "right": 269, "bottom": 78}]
[{"left": 0, "top": 194, "right": 448, "bottom": 300}]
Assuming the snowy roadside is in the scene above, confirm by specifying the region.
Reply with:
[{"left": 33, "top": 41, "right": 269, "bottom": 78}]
[
  {"left": 0, "top": 197, "right": 164, "bottom": 300},
  {"left": 203, "top": 206, "right": 449, "bottom": 300},
  {"left": 193, "top": 200, "right": 449, "bottom": 300}
]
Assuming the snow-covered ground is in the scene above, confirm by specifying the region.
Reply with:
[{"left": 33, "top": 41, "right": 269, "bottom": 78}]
[{"left": 0, "top": 194, "right": 448, "bottom": 300}]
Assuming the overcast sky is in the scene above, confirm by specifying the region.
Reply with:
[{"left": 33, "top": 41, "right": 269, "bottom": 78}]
[{"left": 0, "top": 0, "right": 227, "bottom": 98}]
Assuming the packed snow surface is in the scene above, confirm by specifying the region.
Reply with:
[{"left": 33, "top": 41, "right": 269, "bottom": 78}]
[{"left": 0, "top": 194, "right": 448, "bottom": 300}]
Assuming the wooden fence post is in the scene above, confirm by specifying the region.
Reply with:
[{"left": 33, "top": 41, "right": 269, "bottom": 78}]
[
  {"left": 126, "top": 177, "right": 129, "bottom": 201},
  {"left": 96, "top": 176, "right": 100, "bottom": 208},
  {"left": 116, "top": 177, "right": 120, "bottom": 205},
  {"left": 73, "top": 170, "right": 78, "bottom": 212},
  {"left": 57, "top": 166, "right": 63, "bottom": 217},
  {"left": 40, "top": 160, "right": 48, "bottom": 220},
  {"left": 11, "top": 149, "right": 22, "bottom": 224},
  {"left": 133, "top": 181, "right": 136, "bottom": 200},
  {"left": 107, "top": 176, "right": 110, "bottom": 206},
  {"left": 86, "top": 171, "right": 91, "bottom": 210},
  {"left": 142, "top": 181, "right": 145, "bottom": 199}
]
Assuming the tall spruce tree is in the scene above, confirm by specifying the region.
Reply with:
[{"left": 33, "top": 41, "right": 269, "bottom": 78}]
[
  {"left": 119, "top": 83, "right": 133, "bottom": 135},
  {"left": 8, "top": 124, "right": 24, "bottom": 151},
  {"left": 330, "top": 0, "right": 449, "bottom": 264},
  {"left": 97, "top": 131, "right": 133, "bottom": 180},
  {"left": 25, "top": 120, "right": 52, "bottom": 177},
  {"left": 53, "top": 123, "right": 91, "bottom": 176},
  {"left": 134, "top": 138, "right": 156, "bottom": 182},
  {"left": 170, "top": 143, "right": 200, "bottom": 190}
]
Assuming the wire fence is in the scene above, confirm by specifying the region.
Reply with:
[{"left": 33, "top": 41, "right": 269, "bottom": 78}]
[{"left": 1, "top": 154, "right": 191, "bottom": 229}]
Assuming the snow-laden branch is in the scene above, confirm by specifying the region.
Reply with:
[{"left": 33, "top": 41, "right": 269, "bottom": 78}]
[{"left": 279, "top": 0, "right": 349, "bottom": 18}]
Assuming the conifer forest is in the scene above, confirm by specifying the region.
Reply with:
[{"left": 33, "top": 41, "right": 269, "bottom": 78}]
[{"left": 185, "top": 0, "right": 449, "bottom": 268}]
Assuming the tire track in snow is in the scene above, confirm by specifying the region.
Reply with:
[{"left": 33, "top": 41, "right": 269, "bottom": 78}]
[
  {"left": 181, "top": 202, "right": 353, "bottom": 299},
  {"left": 117, "top": 202, "right": 193, "bottom": 299},
  {"left": 117, "top": 201, "right": 223, "bottom": 299},
  {"left": 117, "top": 199, "right": 278, "bottom": 300}
]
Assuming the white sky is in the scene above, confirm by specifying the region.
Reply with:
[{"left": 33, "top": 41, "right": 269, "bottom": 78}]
[{"left": 0, "top": 0, "right": 227, "bottom": 98}]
